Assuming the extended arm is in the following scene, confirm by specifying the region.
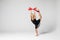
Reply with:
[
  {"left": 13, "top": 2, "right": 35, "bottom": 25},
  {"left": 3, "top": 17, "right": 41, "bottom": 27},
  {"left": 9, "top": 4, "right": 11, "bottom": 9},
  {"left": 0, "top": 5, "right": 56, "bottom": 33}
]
[
  {"left": 30, "top": 11, "right": 32, "bottom": 20},
  {"left": 38, "top": 9, "right": 42, "bottom": 21}
]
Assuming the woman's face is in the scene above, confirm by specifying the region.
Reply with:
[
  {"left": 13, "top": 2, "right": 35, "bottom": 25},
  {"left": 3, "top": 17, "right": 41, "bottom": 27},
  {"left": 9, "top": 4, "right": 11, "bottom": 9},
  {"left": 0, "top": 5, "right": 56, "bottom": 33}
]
[
  {"left": 31, "top": 10, "right": 35, "bottom": 14},
  {"left": 31, "top": 13, "right": 36, "bottom": 19}
]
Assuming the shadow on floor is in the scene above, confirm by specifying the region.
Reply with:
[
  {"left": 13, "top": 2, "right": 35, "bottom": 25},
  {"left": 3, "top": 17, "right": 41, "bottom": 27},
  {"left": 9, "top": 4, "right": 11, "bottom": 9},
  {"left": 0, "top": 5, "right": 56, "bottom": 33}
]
[{"left": 39, "top": 24, "right": 56, "bottom": 35}]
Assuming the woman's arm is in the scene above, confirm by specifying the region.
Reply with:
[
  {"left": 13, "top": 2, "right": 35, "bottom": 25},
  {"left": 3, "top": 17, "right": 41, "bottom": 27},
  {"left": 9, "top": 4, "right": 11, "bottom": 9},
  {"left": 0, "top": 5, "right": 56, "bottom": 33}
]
[
  {"left": 30, "top": 14, "right": 32, "bottom": 20},
  {"left": 30, "top": 11, "right": 32, "bottom": 20},
  {"left": 38, "top": 9, "right": 42, "bottom": 21}
]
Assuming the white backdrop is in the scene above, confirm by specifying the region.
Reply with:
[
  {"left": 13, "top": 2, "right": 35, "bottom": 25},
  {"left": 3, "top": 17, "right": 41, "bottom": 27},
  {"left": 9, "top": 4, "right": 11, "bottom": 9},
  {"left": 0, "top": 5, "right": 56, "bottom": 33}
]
[{"left": 0, "top": 0, "right": 56, "bottom": 33}]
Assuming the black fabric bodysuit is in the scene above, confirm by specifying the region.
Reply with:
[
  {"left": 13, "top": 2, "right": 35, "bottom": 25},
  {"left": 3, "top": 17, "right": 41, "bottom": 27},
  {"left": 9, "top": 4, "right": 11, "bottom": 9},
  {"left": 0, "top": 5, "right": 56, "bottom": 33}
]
[{"left": 31, "top": 19, "right": 40, "bottom": 29}]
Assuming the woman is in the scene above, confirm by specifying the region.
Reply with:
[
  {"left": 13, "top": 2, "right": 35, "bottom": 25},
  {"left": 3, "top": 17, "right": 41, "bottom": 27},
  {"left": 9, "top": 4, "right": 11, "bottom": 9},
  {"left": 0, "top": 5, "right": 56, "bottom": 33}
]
[{"left": 30, "top": 9, "right": 42, "bottom": 36}]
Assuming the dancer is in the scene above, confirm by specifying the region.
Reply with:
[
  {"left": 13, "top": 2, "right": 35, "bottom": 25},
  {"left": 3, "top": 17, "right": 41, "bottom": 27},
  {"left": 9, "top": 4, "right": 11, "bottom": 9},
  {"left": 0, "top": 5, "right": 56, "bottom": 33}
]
[{"left": 29, "top": 7, "right": 42, "bottom": 36}]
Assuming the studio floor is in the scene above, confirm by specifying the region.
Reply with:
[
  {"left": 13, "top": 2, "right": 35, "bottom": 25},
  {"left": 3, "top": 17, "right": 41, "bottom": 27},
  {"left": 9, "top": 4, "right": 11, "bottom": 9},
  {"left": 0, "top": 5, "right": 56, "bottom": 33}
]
[{"left": 0, "top": 31, "right": 59, "bottom": 40}]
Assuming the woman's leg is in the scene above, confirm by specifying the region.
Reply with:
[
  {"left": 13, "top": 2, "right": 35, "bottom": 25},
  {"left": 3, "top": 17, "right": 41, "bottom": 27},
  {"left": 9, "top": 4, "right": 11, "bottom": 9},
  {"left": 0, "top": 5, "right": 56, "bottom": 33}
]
[{"left": 35, "top": 26, "right": 39, "bottom": 36}]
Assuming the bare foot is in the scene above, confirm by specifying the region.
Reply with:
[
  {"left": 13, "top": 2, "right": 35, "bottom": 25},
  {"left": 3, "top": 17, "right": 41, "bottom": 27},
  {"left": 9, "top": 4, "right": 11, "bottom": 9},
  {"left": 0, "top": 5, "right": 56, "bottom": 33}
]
[{"left": 35, "top": 34, "right": 39, "bottom": 36}]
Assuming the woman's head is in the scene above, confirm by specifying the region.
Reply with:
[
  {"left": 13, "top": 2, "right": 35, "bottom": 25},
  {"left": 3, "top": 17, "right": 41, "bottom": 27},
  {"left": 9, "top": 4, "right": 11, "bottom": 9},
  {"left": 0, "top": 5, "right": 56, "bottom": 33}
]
[
  {"left": 31, "top": 10, "right": 35, "bottom": 14},
  {"left": 31, "top": 11, "right": 36, "bottom": 19}
]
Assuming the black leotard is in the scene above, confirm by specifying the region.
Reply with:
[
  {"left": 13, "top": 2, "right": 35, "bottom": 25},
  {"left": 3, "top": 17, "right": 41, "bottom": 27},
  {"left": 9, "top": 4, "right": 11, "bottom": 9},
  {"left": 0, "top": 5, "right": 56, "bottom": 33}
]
[{"left": 31, "top": 19, "right": 40, "bottom": 29}]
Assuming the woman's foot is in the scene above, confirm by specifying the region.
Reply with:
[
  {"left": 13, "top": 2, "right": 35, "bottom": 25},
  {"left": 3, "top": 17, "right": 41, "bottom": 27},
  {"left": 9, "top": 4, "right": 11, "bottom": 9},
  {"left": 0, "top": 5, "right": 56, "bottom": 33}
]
[{"left": 35, "top": 33, "right": 39, "bottom": 36}]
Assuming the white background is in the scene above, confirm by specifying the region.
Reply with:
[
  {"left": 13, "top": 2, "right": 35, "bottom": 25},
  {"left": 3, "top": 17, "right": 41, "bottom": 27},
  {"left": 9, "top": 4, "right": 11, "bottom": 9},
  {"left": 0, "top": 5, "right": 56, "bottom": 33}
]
[
  {"left": 0, "top": 0, "right": 60, "bottom": 40},
  {"left": 0, "top": 0, "right": 57, "bottom": 33}
]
